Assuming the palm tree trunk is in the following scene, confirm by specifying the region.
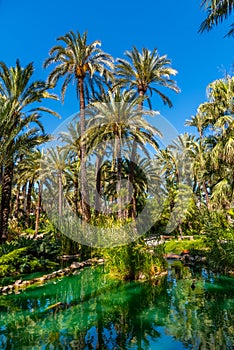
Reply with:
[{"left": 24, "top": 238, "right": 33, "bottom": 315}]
[
  {"left": 203, "top": 180, "right": 210, "bottom": 209},
  {"left": 22, "top": 183, "right": 27, "bottom": 213},
  {"left": 74, "top": 175, "right": 79, "bottom": 215},
  {"left": 0, "top": 159, "right": 14, "bottom": 242},
  {"left": 14, "top": 183, "right": 21, "bottom": 219},
  {"left": 95, "top": 151, "right": 105, "bottom": 214},
  {"left": 116, "top": 134, "right": 123, "bottom": 220},
  {"left": 128, "top": 93, "right": 144, "bottom": 219},
  {"left": 132, "top": 191, "right": 137, "bottom": 220},
  {"left": 58, "top": 170, "right": 63, "bottom": 217},
  {"left": 25, "top": 179, "right": 33, "bottom": 227},
  {"left": 35, "top": 181, "right": 42, "bottom": 237},
  {"left": 78, "top": 77, "right": 91, "bottom": 222}
]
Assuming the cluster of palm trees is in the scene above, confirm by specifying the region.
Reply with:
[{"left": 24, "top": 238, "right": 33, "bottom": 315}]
[
  {"left": 158, "top": 75, "right": 234, "bottom": 235},
  {"left": 0, "top": 60, "right": 58, "bottom": 242},
  {"left": 0, "top": 30, "right": 233, "bottom": 245}
]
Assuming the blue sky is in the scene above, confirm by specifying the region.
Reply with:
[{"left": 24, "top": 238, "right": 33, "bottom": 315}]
[{"left": 0, "top": 0, "right": 233, "bottom": 135}]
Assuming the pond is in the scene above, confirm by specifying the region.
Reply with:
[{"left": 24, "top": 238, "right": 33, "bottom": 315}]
[{"left": 0, "top": 264, "right": 233, "bottom": 349}]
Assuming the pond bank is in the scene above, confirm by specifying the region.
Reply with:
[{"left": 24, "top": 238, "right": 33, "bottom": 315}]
[{"left": 0, "top": 257, "right": 105, "bottom": 295}]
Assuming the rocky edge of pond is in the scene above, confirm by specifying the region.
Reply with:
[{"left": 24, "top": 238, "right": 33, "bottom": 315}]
[
  {"left": 0, "top": 256, "right": 169, "bottom": 295},
  {"left": 0, "top": 257, "right": 105, "bottom": 295}
]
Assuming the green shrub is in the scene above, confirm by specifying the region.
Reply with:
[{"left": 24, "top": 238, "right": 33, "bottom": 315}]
[{"left": 103, "top": 239, "right": 167, "bottom": 280}]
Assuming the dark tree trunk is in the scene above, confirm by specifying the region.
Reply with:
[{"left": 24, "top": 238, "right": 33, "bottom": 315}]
[
  {"left": 128, "top": 93, "right": 144, "bottom": 219},
  {"left": 132, "top": 191, "right": 137, "bottom": 220},
  {"left": 74, "top": 175, "right": 79, "bottom": 215},
  {"left": 78, "top": 78, "right": 91, "bottom": 222},
  {"left": 116, "top": 134, "right": 123, "bottom": 220},
  {"left": 35, "top": 181, "right": 42, "bottom": 237},
  {"left": 22, "top": 183, "right": 27, "bottom": 213},
  {"left": 0, "top": 159, "right": 14, "bottom": 242},
  {"left": 58, "top": 171, "right": 63, "bottom": 217},
  {"left": 25, "top": 179, "right": 33, "bottom": 227}
]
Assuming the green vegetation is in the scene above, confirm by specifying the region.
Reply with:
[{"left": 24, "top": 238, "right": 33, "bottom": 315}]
[
  {"left": 0, "top": 28, "right": 233, "bottom": 280},
  {"left": 103, "top": 240, "right": 167, "bottom": 280},
  {"left": 164, "top": 239, "right": 204, "bottom": 255},
  {"left": 0, "top": 233, "right": 61, "bottom": 277},
  {"left": 199, "top": 0, "right": 234, "bottom": 37}
]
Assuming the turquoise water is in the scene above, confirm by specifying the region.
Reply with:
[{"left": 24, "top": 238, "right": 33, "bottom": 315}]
[{"left": 0, "top": 265, "right": 233, "bottom": 349}]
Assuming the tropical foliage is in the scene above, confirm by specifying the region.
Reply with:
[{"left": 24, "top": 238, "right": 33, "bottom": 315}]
[
  {"left": 199, "top": 0, "right": 234, "bottom": 36},
  {"left": 0, "top": 29, "right": 233, "bottom": 279}
]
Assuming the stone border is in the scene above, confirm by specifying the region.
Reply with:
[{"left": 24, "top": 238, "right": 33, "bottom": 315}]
[{"left": 0, "top": 258, "right": 105, "bottom": 295}]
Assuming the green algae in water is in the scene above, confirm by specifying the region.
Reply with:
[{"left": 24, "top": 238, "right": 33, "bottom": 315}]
[{"left": 0, "top": 266, "right": 233, "bottom": 349}]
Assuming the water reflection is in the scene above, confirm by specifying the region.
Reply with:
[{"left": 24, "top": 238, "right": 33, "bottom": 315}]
[{"left": 0, "top": 265, "right": 233, "bottom": 349}]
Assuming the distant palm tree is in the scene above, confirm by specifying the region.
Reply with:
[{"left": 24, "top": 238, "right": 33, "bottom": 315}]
[
  {"left": 44, "top": 31, "right": 114, "bottom": 222},
  {"left": 59, "top": 121, "right": 81, "bottom": 215},
  {"left": 199, "top": 0, "right": 234, "bottom": 37},
  {"left": 185, "top": 110, "right": 208, "bottom": 139}
]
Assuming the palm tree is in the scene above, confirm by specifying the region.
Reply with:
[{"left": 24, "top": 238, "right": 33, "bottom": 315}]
[
  {"left": 85, "top": 89, "right": 161, "bottom": 219},
  {"left": 156, "top": 133, "right": 195, "bottom": 235},
  {"left": 201, "top": 76, "right": 233, "bottom": 210},
  {"left": 43, "top": 147, "right": 69, "bottom": 218},
  {"left": 115, "top": 46, "right": 180, "bottom": 107},
  {"left": 199, "top": 0, "right": 234, "bottom": 37},
  {"left": 44, "top": 30, "right": 114, "bottom": 222},
  {"left": 186, "top": 76, "right": 234, "bottom": 211},
  {"left": 59, "top": 121, "right": 81, "bottom": 216},
  {"left": 17, "top": 147, "right": 49, "bottom": 232},
  {"left": 185, "top": 108, "right": 208, "bottom": 139},
  {"left": 0, "top": 60, "right": 57, "bottom": 241},
  {"left": 115, "top": 47, "right": 179, "bottom": 217}
]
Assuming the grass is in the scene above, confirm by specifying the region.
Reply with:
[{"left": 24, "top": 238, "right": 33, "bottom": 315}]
[{"left": 164, "top": 239, "right": 204, "bottom": 254}]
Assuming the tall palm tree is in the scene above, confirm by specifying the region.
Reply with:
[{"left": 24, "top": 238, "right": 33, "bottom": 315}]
[
  {"left": 0, "top": 60, "right": 57, "bottom": 241},
  {"left": 115, "top": 47, "right": 179, "bottom": 217},
  {"left": 199, "top": 0, "right": 234, "bottom": 37},
  {"left": 44, "top": 31, "right": 114, "bottom": 222},
  {"left": 205, "top": 77, "right": 234, "bottom": 210},
  {"left": 186, "top": 76, "right": 234, "bottom": 211},
  {"left": 115, "top": 46, "right": 180, "bottom": 107},
  {"left": 85, "top": 89, "right": 161, "bottom": 219}
]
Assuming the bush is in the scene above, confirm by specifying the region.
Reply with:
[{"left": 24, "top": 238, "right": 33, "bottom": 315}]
[
  {"left": 0, "top": 234, "right": 62, "bottom": 277},
  {"left": 0, "top": 247, "right": 28, "bottom": 277},
  {"left": 103, "top": 239, "right": 167, "bottom": 280}
]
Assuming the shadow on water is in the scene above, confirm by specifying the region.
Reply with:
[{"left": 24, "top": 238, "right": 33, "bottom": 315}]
[{"left": 0, "top": 264, "right": 233, "bottom": 349}]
